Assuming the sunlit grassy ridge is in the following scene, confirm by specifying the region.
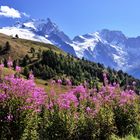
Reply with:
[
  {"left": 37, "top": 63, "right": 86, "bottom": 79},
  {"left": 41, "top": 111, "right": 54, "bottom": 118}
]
[{"left": 0, "top": 33, "right": 65, "bottom": 60}]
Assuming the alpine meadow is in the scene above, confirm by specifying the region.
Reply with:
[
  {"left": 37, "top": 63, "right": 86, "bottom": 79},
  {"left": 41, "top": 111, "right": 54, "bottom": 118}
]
[{"left": 0, "top": 1, "right": 140, "bottom": 140}]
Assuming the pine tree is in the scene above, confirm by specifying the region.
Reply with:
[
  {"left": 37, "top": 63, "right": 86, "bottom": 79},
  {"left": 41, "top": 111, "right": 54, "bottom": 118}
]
[
  {"left": 5, "top": 41, "right": 11, "bottom": 51},
  {"left": 23, "top": 67, "right": 30, "bottom": 78}
]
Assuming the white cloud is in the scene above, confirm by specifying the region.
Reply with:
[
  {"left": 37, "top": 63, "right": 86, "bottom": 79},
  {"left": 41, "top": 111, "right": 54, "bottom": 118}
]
[{"left": 0, "top": 6, "right": 21, "bottom": 18}]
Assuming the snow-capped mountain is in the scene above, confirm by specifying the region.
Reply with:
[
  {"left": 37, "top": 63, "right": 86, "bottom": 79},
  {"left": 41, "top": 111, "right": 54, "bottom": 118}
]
[
  {"left": 72, "top": 29, "right": 140, "bottom": 78},
  {"left": 0, "top": 19, "right": 140, "bottom": 78},
  {"left": 72, "top": 30, "right": 128, "bottom": 69},
  {"left": 0, "top": 18, "right": 76, "bottom": 56}
]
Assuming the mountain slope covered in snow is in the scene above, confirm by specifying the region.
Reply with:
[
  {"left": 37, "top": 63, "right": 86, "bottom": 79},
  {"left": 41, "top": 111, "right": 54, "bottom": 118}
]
[{"left": 71, "top": 29, "right": 140, "bottom": 78}]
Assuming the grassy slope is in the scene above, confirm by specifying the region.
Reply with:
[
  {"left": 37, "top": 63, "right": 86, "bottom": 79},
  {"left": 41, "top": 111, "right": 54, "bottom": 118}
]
[
  {"left": 0, "top": 33, "right": 65, "bottom": 60},
  {"left": 2, "top": 67, "right": 69, "bottom": 94},
  {"left": 35, "top": 78, "right": 70, "bottom": 94}
]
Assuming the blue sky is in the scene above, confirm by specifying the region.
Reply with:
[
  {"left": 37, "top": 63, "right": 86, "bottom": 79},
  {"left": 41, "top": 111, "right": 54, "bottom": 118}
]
[{"left": 0, "top": 0, "right": 140, "bottom": 38}]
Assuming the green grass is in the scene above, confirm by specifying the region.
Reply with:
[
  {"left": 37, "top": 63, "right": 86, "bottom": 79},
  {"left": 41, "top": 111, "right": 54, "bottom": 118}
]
[{"left": 35, "top": 78, "right": 71, "bottom": 94}]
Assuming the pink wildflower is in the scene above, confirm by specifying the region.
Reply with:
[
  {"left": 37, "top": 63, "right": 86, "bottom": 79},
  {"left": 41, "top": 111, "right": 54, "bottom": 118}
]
[
  {"left": 6, "top": 114, "right": 13, "bottom": 122},
  {"left": 66, "top": 79, "right": 72, "bottom": 86},
  {"left": 86, "top": 107, "right": 92, "bottom": 113},
  {"left": 57, "top": 79, "right": 62, "bottom": 84},
  {"left": 16, "top": 66, "right": 21, "bottom": 72},
  {"left": 29, "top": 71, "right": 34, "bottom": 80},
  {"left": 7, "top": 57, "right": 13, "bottom": 68}
]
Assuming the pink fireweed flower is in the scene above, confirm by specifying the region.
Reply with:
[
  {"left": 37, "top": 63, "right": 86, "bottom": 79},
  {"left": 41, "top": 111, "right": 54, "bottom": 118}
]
[
  {"left": 0, "top": 72, "right": 47, "bottom": 112},
  {"left": 116, "top": 83, "right": 120, "bottom": 88},
  {"left": 73, "top": 85, "right": 87, "bottom": 100},
  {"left": 15, "top": 66, "right": 21, "bottom": 73},
  {"left": 29, "top": 71, "right": 34, "bottom": 81},
  {"left": 57, "top": 91, "right": 79, "bottom": 109},
  {"left": 113, "top": 82, "right": 117, "bottom": 86},
  {"left": 57, "top": 79, "right": 62, "bottom": 84},
  {"left": 66, "top": 79, "right": 72, "bottom": 86},
  {"left": 6, "top": 114, "right": 13, "bottom": 122},
  {"left": 119, "top": 90, "right": 136, "bottom": 106},
  {"left": 58, "top": 97, "right": 70, "bottom": 109},
  {"left": 7, "top": 57, "right": 13, "bottom": 68},
  {"left": 92, "top": 97, "right": 97, "bottom": 102},
  {"left": 8, "top": 61, "right": 13, "bottom": 68},
  {"left": 48, "top": 101, "right": 54, "bottom": 110},
  {"left": 104, "top": 96, "right": 110, "bottom": 102},
  {"left": 93, "top": 88, "right": 97, "bottom": 92},
  {"left": 119, "top": 98, "right": 127, "bottom": 106},
  {"left": 101, "top": 86, "right": 106, "bottom": 93},
  {"left": 51, "top": 80, "right": 56, "bottom": 85},
  {"left": 0, "top": 93, "right": 7, "bottom": 101},
  {"left": 86, "top": 107, "right": 92, "bottom": 113}
]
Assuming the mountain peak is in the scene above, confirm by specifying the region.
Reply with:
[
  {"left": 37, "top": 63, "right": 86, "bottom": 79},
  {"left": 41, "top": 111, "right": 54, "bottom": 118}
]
[
  {"left": 100, "top": 29, "right": 126, "bottom": 44},
  {"left": 47, "top": 18, "right": 52, "bottom": 23},
  {"left": 100, "top": 29, "right": 124, "bottom": 36}
]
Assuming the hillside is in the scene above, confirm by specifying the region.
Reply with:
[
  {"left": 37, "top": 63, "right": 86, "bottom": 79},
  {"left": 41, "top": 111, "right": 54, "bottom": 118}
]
[{"left": 0, "top": 33, "right": 65, "bottom": 60}]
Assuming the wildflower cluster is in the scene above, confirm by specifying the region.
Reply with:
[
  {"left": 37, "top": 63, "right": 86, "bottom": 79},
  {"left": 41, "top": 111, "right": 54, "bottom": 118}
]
[{"left": 0, "top": 63, "right": 139, "bottom": 140}]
